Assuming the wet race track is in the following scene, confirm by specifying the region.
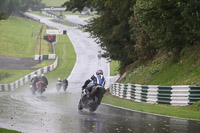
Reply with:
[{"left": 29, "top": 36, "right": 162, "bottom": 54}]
[
  {"left": 1, "top": 84, "right": 200, "bottom": 133},
  {"left": 0, "top": 14, "right": 200, "bottom": 133}
]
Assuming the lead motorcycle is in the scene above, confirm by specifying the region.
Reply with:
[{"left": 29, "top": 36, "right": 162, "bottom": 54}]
[{"left": 78, "top": 85, "right": 106, "bottom": 112}]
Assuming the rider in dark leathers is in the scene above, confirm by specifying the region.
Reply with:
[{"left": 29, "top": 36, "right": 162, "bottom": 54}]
[
  {"left": 62, "top": 78, "right": 68, "bottom": 91},
  {"left": 39, "top": 74, "right": 48, "bottom": 88},
  {"left": 30, "top": 74, "right": 39, "bottom": 89},
  {"left": 82, "top": 70, "right": 106, "bottom": 104}
]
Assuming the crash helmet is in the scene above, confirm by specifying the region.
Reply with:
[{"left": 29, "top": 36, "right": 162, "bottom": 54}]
[
  {"left": 34, "top": 74, "right": 37, "bottom": 77},
  {"left": 41, "top": 74, "right": 45, "bottom": 77},
  {"left": 96, "top": 69, "right": 103, "bottom": 75},
  {"left": 58, "top": 78, "right": 61, "bottom": 81}
]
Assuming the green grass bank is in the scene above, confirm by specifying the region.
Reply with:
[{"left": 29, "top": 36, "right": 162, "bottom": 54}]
[
  {"left": 0, "top": 128, "right": 20, "bottom": 133},
  {"left": 0, "top": 16, "right": 53, "bottom": 57},
  {"left": 0, "top": 16, "right": 41, "bottom": 57},
  {"left": 119, "top": 45, "right": 200, "bottom": 86}
]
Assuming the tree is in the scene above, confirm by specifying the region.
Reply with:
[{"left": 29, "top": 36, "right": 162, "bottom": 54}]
[
  {"left": 62, "top": 0, "right": 87, "bottom": 12},
  {"left": 0, "top": 0, "right": 44, "bottom": 20},
  {"left": 0, "top": 0, "right": 10, "bottom": 20},
  {"left": 133, "top": 0, "right": 200, "bottom": 57}
]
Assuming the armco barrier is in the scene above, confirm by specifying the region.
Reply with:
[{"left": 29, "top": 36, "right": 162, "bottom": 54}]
[
  {"left": 0, "top": 57, "right": 58, "bottom": 91},
  {"left": 109, "top": 83, "right": 200, "bottom": 106}
]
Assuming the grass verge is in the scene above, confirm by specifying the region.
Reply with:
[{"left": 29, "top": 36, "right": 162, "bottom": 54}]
[
  {"left": 0, "top": 16, "right": 41, "bottom": 57},
  {"left": 0, "top": 128, "right": 20, "bottom": 133},
  {"left": 0, "top": 16, "right": 52, "bottom": 57},
  {"left": 0, "top": 69, "right": 33, "bottom": 84},
  {"left": 120, "top": 45, "right": 200, "bottom": 86},
  {"left": 102, "top": 92, "right": 200, "bottom": 120}
]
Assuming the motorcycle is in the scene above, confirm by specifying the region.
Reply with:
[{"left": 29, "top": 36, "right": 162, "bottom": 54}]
[
  {"left": 56, "top": 80, "right": 62, "bottom": 92},
  {"left": 78, "top": 85, "right": 106, "bottom": 112},
  {"left": 36, "top": 81, "right": 46, "bottom": 95}
]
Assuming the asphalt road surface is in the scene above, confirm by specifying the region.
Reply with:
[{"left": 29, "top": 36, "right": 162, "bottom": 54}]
[
  {"left": 0, "top": 56, "right": 39, "bottom": 70},
  {"left": 64, "top": 14, "right": 92, "bottom": 25},
  {"left": 0, "top": 13, "right": 199, "bottom": 133}
]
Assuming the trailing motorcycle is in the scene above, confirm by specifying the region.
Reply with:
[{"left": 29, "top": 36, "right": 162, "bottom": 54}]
[
  {"left": 78, "top": 85, "right": 106, "bottom": 112},
  {"left": 36, "top": 81, "right": 46, "bottom": 95},
  {"left": 56, "top": 79, "right": 62, "bottom": 92}
]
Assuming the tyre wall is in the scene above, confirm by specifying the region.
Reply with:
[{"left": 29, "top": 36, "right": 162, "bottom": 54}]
[{"left": 109, "top": 83, "right": 200, "bottom": 106}]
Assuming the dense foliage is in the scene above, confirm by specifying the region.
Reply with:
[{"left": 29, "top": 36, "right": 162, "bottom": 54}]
[
  {"left": 134, "top": 0, "right": 200, "bottom": 60},
  {"left": 64, "top": 0, "right": 200, "bottom": 72},
  {"left": 0, "top": 0, "right": 44, "bottom": 20}
]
